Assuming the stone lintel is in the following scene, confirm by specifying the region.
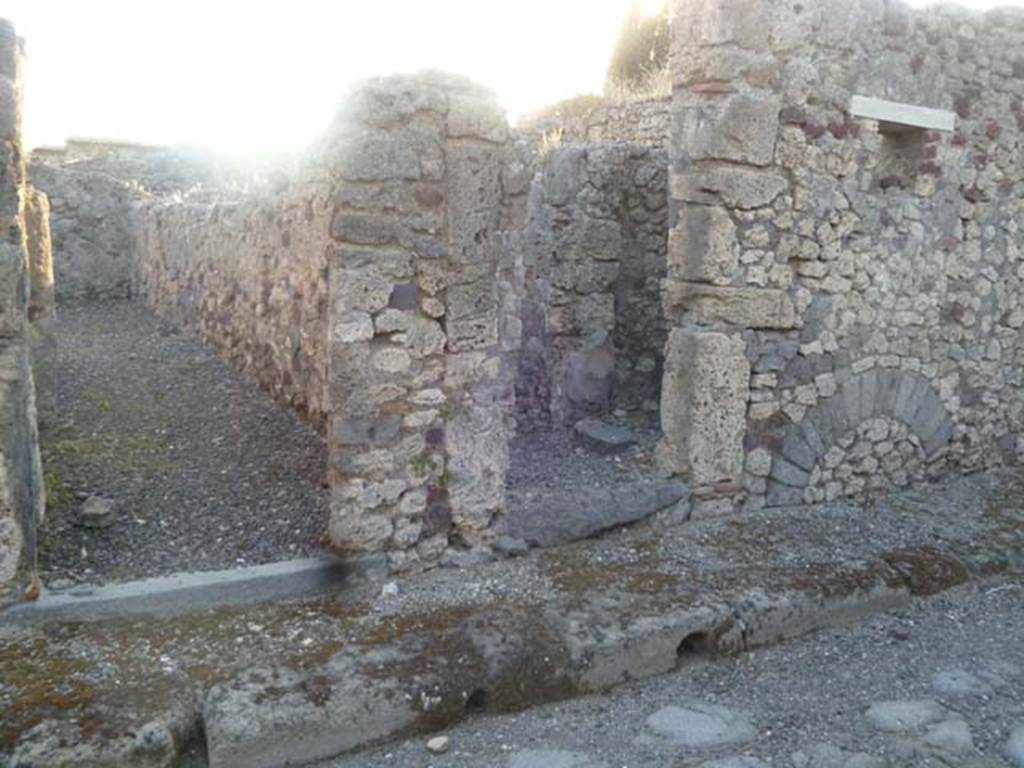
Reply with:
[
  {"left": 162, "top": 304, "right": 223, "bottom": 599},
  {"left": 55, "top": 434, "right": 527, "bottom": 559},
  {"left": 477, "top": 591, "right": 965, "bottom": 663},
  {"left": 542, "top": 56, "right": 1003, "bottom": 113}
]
[{"left": 664, "top": 281, "right": 798, "bottom": 330}]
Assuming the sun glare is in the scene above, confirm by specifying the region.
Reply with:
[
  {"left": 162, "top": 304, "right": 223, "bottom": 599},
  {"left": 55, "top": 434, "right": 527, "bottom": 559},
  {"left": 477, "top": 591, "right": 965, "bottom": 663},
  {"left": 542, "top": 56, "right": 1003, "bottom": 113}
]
[{"left": 0, "top": 0, "right": 1021, "bottom": 153}]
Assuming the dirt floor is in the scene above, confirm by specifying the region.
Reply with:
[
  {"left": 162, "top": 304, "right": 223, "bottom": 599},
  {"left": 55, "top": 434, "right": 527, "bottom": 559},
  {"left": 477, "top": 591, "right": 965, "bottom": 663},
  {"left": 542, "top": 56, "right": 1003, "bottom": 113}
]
[{"left": 32, "top": 300, "right": 330, "bottom": 585}]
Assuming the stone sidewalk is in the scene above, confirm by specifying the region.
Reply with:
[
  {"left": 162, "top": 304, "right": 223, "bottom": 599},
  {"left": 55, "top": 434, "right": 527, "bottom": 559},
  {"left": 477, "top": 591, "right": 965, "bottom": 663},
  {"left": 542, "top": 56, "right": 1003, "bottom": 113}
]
[{"left": 2, "top": 468, "right": 1023, "bottom": 767}]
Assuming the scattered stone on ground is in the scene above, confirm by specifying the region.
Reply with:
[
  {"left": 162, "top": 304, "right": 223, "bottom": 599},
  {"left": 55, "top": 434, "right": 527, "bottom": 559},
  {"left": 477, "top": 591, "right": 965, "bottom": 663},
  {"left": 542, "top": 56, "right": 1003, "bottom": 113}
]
[
  {"left": 78, "top": 495, "right": 115, "bottom": 529},
  {"left": 33, "top": 301, "right": 330, "bottom": 584},
  {"left": 573, "top": 418, "right": 637, "bottom": 455},
  {"left": 643, "top": 701, "right": 756, "bottom": 749},
  {"left": 921, "top": 719, "right": 975, "bottom": 755},
  {"left": 426, "top": 736, "right": 450, "bottom": 754},
  {"left": 864, "top": 700, "right": 948, "bottom": 733}
]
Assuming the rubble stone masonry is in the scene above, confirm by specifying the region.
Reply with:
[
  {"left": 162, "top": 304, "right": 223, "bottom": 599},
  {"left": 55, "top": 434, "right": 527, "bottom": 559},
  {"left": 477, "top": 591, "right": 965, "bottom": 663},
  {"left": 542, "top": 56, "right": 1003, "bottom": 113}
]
[
  {"left": 326, "top": 73, "right": 515, "bottom": 570},
  {"left": 133, "top": 174, "right": 332, "bottom": 427},
  {"left": 0, "top": 19, "right": 44, "bottom": 596},
  {"left": 662, "top": 0, "right": 1024, "bottom": 514}
]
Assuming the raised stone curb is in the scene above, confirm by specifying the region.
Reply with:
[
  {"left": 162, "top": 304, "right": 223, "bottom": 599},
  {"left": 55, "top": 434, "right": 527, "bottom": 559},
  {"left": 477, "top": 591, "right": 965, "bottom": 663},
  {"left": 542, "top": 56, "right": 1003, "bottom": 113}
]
[
  {"left": 198, "top": 549, "right": 964, "bottom": 767},
  {"left": 6, "top": 478, "right": 1023, "bottom": 768}
]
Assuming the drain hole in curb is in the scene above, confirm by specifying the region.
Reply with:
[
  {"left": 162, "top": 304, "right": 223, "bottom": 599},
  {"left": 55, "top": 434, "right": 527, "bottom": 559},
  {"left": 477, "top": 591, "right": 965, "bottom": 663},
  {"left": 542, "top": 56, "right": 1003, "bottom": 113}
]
[
  {"left": 676, "top": 632, "right": 713, "bottom": 665},
  {"left": 464, "top": 688, "right": 488, "bottom": 715}
]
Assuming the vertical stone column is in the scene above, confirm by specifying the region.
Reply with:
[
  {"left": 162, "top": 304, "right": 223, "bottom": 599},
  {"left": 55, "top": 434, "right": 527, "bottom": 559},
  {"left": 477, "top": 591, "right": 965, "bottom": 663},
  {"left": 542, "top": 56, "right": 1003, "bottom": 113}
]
[
  {"left": 327, "top": 73, "right": 511, "bottom": 570},
  {"left": 659, "top": 0, "right": 796, "bottom": 514},
  {"left": 0, "top": 20, "right": 44, "bottom": 597}
]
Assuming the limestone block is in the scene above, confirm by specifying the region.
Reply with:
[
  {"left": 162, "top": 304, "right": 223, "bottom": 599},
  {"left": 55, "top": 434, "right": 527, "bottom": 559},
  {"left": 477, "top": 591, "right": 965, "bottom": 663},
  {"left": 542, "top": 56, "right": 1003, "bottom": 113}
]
[
  {"left": 334, "top": 124, "right": 444, "bottom": 182},
  {"left": 671, "top": 0, "right": 772, "bottom": 49},
  {"left": 664, "top": 282, "right": 798, "bottom": 329},
  {"left": 24, "top": 187, "right": 54, "bottom": 322},
  {"left": 0, "top": 76, "right": 17, "bottom": 141},
  {"left": 0, "top": 20, "right": 17, "bottom": 79},
  {"left": 668, "top": 204, "right": 738, "bottom": 284},
  {"left": 680, "top": 93, "right": 781, "bottom": 167},
  {"left": 670, "top": 167, "right": 789, "bottom": 210},
  {"left": 564, "top": 330, "right": 615, "bottom": 414},
  {"left": 658, "top": 329, "right": 750, "bottom": 485},
  {"left": 447, "top": 92, "right": 508, "bottom": 143}
]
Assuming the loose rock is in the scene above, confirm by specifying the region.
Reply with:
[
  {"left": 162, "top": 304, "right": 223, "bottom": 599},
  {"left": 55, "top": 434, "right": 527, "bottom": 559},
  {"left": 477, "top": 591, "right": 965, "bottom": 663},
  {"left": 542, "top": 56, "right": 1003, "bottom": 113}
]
[
  {"left": 79, "top": 496, "right": 116, "bottom": 529},
  {"left": 425, "top": 736, "right": 449, "bottom": 754}
]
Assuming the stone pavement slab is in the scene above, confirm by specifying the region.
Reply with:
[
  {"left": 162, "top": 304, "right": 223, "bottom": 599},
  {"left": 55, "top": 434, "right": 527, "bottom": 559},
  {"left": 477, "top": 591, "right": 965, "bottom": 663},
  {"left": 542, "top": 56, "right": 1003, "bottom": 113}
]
[{"left": 1, "top": 468, "right": 1023, "bottom": 767}]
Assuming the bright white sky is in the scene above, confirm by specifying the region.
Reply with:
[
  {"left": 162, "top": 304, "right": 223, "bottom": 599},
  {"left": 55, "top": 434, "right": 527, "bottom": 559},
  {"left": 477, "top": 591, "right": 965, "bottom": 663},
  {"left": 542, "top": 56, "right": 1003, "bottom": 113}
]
[{"left": 0, "top": 0, "right": 1019, "bottom": 153}]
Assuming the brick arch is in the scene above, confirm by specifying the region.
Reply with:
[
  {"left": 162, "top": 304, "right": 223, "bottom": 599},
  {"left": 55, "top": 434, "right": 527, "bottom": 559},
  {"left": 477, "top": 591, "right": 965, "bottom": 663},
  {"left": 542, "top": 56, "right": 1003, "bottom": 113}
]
[{"left": 765, "top": 369, "right": 954, "bottom": 507}]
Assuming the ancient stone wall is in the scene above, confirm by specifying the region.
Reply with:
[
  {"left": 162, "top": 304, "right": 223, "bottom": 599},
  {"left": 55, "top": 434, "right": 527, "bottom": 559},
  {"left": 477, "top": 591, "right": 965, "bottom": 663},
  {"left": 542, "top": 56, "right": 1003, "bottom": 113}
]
[
  {"left": 28, "top": 142, "right": 291, "bottom": 301},
  {"left": 133, "top": 181, "right": 332, "bottom": 427},
  {"left": 326, "top": 73, "right": 517, "bottom": 570},
  {"left": 29, "top": 158, "right": 140, "bottom": 299},
  {"left": 518, "top": 97, "right": 670, "bottom": 150},
  {"left": 518, "top": 143, "right": 668, "bottom": 425},
  {"left": 662, "top": 0, "right": 1024, "bottom": 514},
  {"left": 0, "top": 19, "right": 44, "bottom": 596}
]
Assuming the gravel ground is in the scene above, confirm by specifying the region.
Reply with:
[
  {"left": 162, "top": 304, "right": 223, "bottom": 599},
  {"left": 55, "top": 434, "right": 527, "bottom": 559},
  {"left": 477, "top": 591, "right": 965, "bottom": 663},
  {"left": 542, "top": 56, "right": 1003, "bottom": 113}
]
[
  {"left": 323, "top": 575, "right": 1024, "bottom": 768},
  {"left": 32, "top": 300, "right": 330, "bottom": 584},
  {"left": 506, "top": 415, "right": 662, "bottom": 500}
]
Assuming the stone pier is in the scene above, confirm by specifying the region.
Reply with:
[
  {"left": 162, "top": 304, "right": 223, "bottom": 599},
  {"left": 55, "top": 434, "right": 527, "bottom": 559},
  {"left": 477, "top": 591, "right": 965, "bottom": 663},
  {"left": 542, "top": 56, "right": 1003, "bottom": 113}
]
[{"left": 327, "top": 74, "right": 515, "bottom": 570}]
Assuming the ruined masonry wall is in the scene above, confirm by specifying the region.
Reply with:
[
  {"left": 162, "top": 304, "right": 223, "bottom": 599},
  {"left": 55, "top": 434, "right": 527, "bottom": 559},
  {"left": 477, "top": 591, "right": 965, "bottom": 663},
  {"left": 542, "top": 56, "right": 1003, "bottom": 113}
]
[
  {"left": 0, "top": 19, "right": 44, "bottom": 595},
  {"left": 133, "top": 183, "right": 331, "bottom": 427},
  {"left": 518, "top": 143, "right": 668, "bottom": 424},
  {"left": 518, "top": 97, "right": 670, "bottom": 150},
  {"left": 327, "top": 74, "right": 516, "bottom": 570},
  {"left": 29, "top": 159, "right": 140, "bottom": 300},
  {"left": 662, "top": 0, "right": 1024, "bottom": 514}
]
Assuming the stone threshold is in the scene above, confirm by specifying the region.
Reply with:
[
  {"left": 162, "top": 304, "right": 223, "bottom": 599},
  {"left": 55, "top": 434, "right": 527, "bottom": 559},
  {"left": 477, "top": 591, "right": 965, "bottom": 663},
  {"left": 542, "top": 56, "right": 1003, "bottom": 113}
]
[{"left": 0, "top": 555, "right": 384, "bottom": 626}]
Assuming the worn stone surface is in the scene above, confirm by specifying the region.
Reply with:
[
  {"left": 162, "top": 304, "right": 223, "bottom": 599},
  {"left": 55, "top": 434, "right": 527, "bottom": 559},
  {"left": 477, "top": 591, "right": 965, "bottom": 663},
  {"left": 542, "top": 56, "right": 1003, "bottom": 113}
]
[
  {"left": 644, "top": 701, "right": 756, "bottom": 749},
  {"left": 664, "top": 282, "right": 797, "bottom": 329},
  {"left": 659, "top": 330, "right": 749, "bottom": 486},
  {"left": 669, "top": 204, "right": 738, "bottom": 285},
  {"left": 4, "top": 463, "right": 1024, "bottom": 766},
  {"left": 930, "top": 669, "right": 993, "bottom": 698},
  {"left": 865, "top": 700, "right": 948, "bottom": 733},
  {"left": 505, "top": 480, "right": 688, "bottom": 548},
  {"left": 23, "top": 185, "right": 54, "bottom": 322},
  {"left": 1007, "top": 724, "right": 1024, "bottom": 767}
]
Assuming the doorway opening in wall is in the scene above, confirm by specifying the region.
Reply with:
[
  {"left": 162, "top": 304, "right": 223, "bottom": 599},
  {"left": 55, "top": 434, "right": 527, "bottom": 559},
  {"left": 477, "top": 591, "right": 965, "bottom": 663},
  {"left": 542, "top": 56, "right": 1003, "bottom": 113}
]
[
  {"left": 28, "top": 150, "right": 332, "bottom": 592},
  {"left": 502, "top": 143, "right": 682, "bottom": 550}
]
